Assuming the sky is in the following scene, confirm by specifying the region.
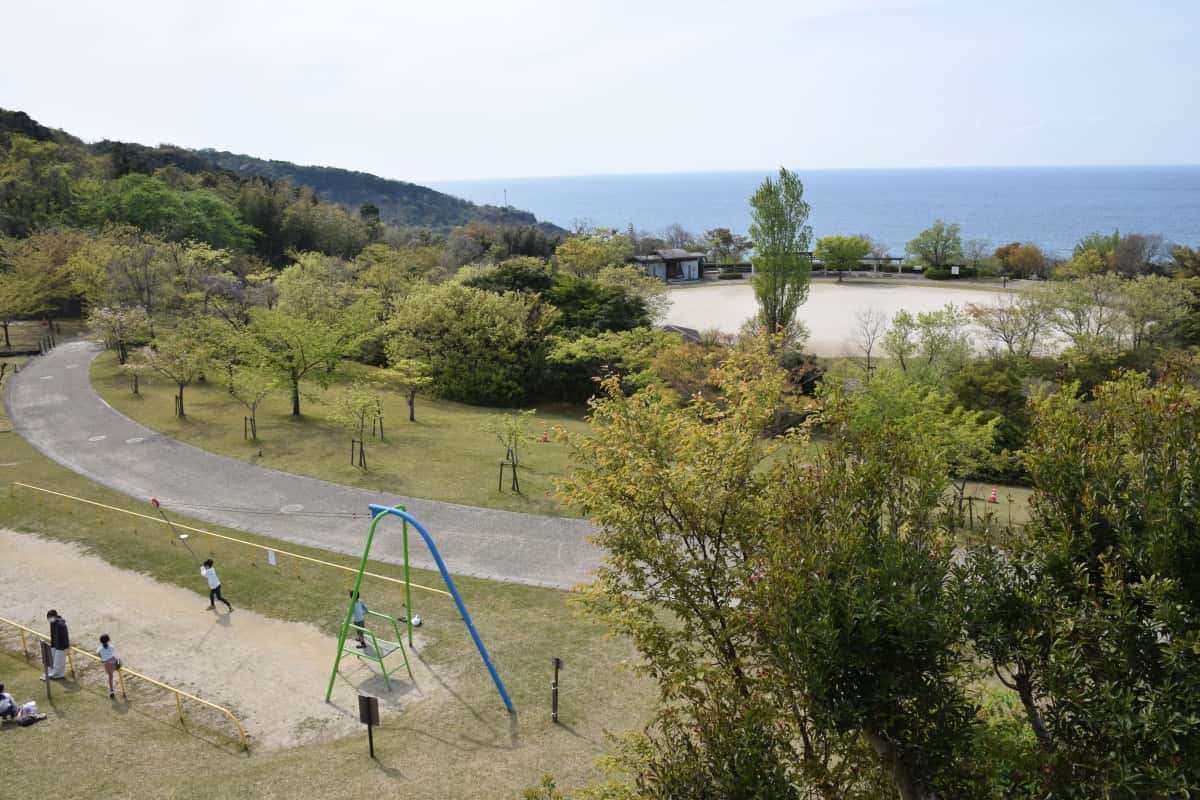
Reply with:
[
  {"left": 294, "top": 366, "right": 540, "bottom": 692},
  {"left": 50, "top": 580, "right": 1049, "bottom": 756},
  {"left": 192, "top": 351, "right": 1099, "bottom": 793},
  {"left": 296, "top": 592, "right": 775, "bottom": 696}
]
[{"left": 2, "top": 0, "right": 1198, "bottom": 182}]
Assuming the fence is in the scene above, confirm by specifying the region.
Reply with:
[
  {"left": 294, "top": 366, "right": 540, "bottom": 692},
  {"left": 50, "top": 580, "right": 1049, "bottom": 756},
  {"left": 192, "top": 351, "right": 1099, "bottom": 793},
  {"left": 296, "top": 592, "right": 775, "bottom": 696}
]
[{"left": 0, "top": 614, "right": 248, "bottom": 750}]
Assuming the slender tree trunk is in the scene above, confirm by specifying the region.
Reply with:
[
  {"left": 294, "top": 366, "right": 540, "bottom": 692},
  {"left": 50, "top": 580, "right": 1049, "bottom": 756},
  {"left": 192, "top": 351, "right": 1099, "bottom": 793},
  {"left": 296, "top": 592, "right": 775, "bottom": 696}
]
[
  {"left": 290, "top": 369, "right": 300, "bottom": 417},
  {"left": 2, "top": 321, "right": 9, "bottom": 349},
  {"left": 1015, "top": 672, "right": 1054, "bottom": 752},
  {"left": 865, "top": 731, "right": 927, "bottom": 800},
  {"left": 117, "top": 341, "right": 128, "bottom": 365},
  {"left": 407, "top": 389, "right": 416, "bottom": 422},
  {"left": 177, "top": 385, "right": 185, "bottom": 417}
]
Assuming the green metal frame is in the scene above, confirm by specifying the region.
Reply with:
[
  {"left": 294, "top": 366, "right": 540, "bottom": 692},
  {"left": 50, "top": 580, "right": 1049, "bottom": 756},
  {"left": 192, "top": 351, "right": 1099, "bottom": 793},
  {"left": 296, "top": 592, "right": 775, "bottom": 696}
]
[
  {"left": 326, "top": 504, "right": 415, "bottom": 699},
  {"left": 334, "top": 609, "right": 414, "bottom": 692},
  {"left": 325, "top": 503, "right": 514, "bottom": 712}
]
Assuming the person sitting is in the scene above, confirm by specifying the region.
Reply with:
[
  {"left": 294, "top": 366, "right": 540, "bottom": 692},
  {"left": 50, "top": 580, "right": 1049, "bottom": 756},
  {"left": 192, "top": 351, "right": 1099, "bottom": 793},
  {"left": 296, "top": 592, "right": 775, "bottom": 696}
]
[{"left": 0, "top": 683, "right": 15, "bottom": 720}]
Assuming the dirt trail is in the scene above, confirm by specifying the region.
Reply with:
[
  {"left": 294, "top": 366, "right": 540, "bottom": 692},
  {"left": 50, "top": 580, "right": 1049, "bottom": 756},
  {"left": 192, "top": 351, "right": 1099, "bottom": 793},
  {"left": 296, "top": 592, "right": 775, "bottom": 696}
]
[{"left": 0, "top": 529, "right": 444, "bottom": 749}]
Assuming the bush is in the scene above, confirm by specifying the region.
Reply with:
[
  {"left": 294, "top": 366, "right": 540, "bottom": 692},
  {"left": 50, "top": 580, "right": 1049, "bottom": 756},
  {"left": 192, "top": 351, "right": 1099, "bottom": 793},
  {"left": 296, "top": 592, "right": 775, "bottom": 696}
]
[{"left": 717, "top": 270, "right": 743, "bottom": 280}]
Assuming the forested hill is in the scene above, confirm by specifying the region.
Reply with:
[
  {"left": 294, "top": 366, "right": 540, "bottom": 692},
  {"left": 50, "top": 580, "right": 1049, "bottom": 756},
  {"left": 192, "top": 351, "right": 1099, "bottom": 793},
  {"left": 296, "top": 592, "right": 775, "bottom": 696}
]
[
  {"left": 0, "top": 107, "right": 552, "bottom": 232},
  {"left": 199, "top": 150, "right": 548, "bottom": 231},
  {"left": 0, "top": 109, "right": 81, "bottom": 147}
]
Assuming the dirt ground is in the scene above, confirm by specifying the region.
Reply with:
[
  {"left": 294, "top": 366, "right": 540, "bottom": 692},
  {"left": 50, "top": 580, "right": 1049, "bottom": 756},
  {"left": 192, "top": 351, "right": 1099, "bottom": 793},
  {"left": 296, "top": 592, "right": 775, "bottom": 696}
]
[{"left": 0, "top": 529, "right": 447, "bottom": 750}]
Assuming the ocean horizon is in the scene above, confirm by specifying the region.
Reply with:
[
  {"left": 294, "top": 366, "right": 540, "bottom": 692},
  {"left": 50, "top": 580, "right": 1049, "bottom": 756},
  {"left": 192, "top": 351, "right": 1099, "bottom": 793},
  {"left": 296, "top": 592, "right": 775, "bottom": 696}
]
[{"left": 432, "top": 165, "right": 1200, "bottom": 258}]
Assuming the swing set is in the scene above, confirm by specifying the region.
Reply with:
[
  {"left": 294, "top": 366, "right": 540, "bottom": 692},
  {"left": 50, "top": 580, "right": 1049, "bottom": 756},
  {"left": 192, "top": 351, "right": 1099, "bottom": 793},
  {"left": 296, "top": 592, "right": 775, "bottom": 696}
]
[{"left": 325, "top": 503, "right": 514, "bottom": 713}]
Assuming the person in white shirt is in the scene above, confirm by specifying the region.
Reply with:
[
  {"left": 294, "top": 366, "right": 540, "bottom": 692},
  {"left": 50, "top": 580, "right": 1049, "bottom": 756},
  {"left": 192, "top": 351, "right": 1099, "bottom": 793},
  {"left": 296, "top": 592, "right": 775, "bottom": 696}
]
[
  {"left": 201, "top": 559, "right": 234, "bottom": 612},
  {"left": 96, "top": 634, "right": 120, "bottom": 698}
]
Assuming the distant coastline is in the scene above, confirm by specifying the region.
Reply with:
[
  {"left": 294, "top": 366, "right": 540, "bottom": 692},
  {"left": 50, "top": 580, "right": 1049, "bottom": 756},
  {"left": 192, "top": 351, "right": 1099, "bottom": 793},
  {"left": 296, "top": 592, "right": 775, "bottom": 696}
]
[{"left": 433, "top": 165, "right": 1200, "bottom": 257}]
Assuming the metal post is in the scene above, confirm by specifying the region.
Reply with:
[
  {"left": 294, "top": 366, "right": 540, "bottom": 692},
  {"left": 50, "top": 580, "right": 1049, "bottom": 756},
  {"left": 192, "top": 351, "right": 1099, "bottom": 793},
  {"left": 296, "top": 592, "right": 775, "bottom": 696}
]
[
  {"left": 551, "top": 657, "right": 562, "bottom": 723},
  {"left": 368, "top": 722, "right": 374, "bottom": 758},
  {"left": 402, "top": 510, "right": 413, "bottom": 648},
  {"left": 40, "top": 642, "right": 52, "bottom": 700}
]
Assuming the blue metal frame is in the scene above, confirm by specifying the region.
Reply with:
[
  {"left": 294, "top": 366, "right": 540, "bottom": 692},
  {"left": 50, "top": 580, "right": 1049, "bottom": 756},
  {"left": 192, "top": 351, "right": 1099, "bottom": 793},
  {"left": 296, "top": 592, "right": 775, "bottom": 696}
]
[{"left": 365, "top": 503, "right": 514, "bottom": 712}]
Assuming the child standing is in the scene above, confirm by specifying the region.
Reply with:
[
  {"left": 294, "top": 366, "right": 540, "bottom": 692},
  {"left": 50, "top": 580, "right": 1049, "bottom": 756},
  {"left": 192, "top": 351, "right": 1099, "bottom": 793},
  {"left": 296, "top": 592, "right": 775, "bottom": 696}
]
[
  {"left": 96, "top": 634, "right": 120, "bottom": 698},
  {"left": 201, "top": 559, "right": 234, "bottom": 612},
  {"left": 349, "top": 590, "right": 368, "bottom": 649}
]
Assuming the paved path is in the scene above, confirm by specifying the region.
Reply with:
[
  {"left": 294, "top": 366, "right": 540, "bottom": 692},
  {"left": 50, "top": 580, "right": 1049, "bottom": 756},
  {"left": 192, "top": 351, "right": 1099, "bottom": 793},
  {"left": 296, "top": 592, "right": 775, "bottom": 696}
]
[{"left": 5, "top": 342, "right": 601, "bottom": 589}]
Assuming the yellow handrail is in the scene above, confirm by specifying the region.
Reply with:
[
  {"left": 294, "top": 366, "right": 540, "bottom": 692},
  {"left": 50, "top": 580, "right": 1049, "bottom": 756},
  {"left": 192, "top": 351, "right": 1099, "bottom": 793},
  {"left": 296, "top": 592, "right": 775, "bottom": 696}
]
[
  {"left": 12, "top": 482, "right": 450, "bottom": 597},
  {"left": 0, "top": 615, "right": 248, "bottom": 750}
]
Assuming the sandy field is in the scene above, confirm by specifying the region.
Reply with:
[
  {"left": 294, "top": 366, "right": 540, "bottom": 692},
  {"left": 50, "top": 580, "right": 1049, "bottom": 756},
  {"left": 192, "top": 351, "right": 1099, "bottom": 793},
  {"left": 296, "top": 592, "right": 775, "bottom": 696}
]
[
  {"left": 0, "top": 530, "right": 446, "bottom": 750},
  {"left": 665, "top": 280, "right": 1011, "bottom": 356}
]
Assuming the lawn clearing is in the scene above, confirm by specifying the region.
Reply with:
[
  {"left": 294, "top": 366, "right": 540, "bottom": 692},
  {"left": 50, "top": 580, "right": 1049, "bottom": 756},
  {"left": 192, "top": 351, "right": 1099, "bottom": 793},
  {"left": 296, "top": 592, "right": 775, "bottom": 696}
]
[
  {"left": 0, "top": 419, "right": 653, "bottom": 797},
  {"left": 92, "top": 351, "right": 589, "bottom": 516}
]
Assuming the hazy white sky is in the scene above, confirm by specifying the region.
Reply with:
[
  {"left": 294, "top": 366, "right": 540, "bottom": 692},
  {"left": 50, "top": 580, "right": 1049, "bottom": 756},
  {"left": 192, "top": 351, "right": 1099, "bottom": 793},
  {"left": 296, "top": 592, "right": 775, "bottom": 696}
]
[{"left": 3, "top": 0, "right": 1197, "bottom": 181}]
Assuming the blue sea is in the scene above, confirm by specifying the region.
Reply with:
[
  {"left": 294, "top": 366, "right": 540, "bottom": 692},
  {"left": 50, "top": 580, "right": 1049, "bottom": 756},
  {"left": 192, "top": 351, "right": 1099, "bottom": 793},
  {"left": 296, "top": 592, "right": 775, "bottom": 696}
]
[{"left": 432, "top": 166, "right": 1200, "bottom": 258}]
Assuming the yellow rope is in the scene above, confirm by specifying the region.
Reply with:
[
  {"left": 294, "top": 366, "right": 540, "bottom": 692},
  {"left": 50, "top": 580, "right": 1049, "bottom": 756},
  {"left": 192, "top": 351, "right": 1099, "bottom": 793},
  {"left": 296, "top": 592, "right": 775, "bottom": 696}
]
[{"left": 11, "top": 482, "right": 451, "bottom": 597}]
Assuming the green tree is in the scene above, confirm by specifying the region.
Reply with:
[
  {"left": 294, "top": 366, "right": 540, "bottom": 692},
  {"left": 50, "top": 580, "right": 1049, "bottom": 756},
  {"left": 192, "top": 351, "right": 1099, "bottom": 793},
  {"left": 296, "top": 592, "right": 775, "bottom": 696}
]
[
  {"left": 385, "top": 358, "right": 433, "bottom": 422},
  {"left": 226, "top": 361, "right": 277, "bottom": 441},
  {"left": 545, "top": 274, "right": 649, "bottom": 334},
  {"left": 483, "top": 409, "right": 536, "bottom": 468},
  {"left": 387, "top": 282, "right": 559, "bottom": 406},
  {"left": 139, "top": 327, "right": 209, "bottom": 417},
  {"left": 462, "top": 256, "right": 553, "bottom": 294},
  {"left": 86, "top": 305, "right": 151, "bottom": 364},
  {"left": 1073, "top": 230, "right": 1120, "bottom": 262},
  {"left": 96, "top": 173, "right": 255, "bottom": 250},
  {"left": 906, "top": 220, "right": 963, "bottom": 272},
  {"left": 956, "top": 370, "right": 1200, "bottom": 795},
  {"left": 0, "top": 229, "right": 83, "bottom": 342},
  {"left": 68, "top": 225, "right": 174, "bottom": 313},
  {"left": 1043, "top": 274, "right": 1125, "bottom": 354},
  {"left": 749, "top": 168, "right": 812, "bottom": 336},
  {"left": 0, "top": 135, "right": 98, "bottom": 236},
  {"left": 882, "top": 304, "right": 973, "bottom": 385},
  {"left": 246, "top": 308, "right": 358, "bottom": 417},
  {"left": 1171, "top": 244, "right": 1200, "bottom": 277},
  {"left": 545, "top": 327, "right": 679, "bottom": 400},
  {"left": 1114, "top": 273, "right": 1192, "bottom": 349},
  {"left": 554, "top": 231, "right": 634, "bottom": 278},
  {"left": 703, "top": 227, "right": 752, "bottom": 264},
  {"left": 333, "top": 379, "right": 381, "bottom": 466},
  {"left": 596, "top": 265, "right": 670, "bottom": 323},
  {"left": 560, "top": 341, "right": 992, "bottom": 798},
  {"left": 814, "top": 234, "right": 871, "bottom": 279},
  {"left": 966, "top": 293, "right": 1050, "bottom": 359}
]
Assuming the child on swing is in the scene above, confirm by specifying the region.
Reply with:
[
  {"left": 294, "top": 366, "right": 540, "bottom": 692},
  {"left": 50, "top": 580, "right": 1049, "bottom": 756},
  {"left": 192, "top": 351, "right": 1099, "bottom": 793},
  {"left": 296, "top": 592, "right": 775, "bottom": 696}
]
[{"left": 349, "top": 590, "right": 368, "bottom": 649}]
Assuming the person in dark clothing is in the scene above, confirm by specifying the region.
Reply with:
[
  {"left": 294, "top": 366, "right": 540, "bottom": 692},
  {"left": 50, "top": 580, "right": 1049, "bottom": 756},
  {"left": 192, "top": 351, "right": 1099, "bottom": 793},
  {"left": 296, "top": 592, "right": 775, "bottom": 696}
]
[
  {"left": 0, "top": 683, "right": 16, "bottom": 719},
  {"left": 45, "top": 610, "right": 69, "bottom": 679}
]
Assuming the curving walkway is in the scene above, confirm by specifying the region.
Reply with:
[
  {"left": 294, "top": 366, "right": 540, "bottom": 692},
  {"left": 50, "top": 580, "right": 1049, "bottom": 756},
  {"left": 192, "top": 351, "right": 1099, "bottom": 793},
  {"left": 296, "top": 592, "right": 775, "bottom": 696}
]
[{"left": 5, "top": 342, "right": 601, "bottom": 589}]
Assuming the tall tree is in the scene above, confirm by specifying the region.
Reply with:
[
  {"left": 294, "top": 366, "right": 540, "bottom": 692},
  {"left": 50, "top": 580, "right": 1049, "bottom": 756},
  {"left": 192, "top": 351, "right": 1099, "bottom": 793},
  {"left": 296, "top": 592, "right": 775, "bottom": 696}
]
[
  {"left": 905, "top": 220, "right": 963, "bottom": 271},
  {"left": 86, "top": 305, "right": 151, "bottom": 364},
  {"left": 749, "top": 168, "right": 813, "bottom": 336},
  {"left": 554, "top": 231, "right": 634, "bottom": 278},
  {"left": 814, "top": 234, "right": 871, "bottom": 281},
  {"left": 139, "top": 327, "right": 208, "bottom": 417},
  {"left": 246, "top": 307, "right": 359, "bottom": 417},
  {"left": 385, "top": 358, "right": 433, "bottom": 422}
]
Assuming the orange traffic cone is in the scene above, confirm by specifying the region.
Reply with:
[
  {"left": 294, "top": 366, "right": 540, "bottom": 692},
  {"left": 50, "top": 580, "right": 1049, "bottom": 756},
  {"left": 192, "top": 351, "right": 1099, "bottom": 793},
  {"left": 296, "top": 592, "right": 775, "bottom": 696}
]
[{"left": 987, "top": 486, "right": 999, "bottom": 504}]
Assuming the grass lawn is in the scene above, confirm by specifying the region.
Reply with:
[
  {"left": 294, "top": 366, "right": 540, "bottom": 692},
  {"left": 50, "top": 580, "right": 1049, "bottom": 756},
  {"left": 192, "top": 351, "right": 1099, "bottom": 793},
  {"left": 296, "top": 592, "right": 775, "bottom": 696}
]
[
  {"left": 92, "top": 352, "right": 590, "bottom": 516},
  {"left": 1, "top": 318, "right": 85, "bottom": 352},
  {"left": 0, "top": 418, "right": 653, "bottom": 798}
]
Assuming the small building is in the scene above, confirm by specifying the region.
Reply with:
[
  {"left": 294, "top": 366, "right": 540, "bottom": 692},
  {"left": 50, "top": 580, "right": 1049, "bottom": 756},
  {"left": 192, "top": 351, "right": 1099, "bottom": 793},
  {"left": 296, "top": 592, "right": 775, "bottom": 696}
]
[{"left": 631, "top": 249, "right": 706, "bottom": 281}]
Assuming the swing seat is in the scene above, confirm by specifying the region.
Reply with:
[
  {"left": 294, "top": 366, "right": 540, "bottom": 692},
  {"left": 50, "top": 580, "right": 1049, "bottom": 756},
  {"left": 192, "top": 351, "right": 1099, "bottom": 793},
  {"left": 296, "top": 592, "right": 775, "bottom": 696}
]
[{"left": 334, "top": 612, "right": 413, "bottom": 692}]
